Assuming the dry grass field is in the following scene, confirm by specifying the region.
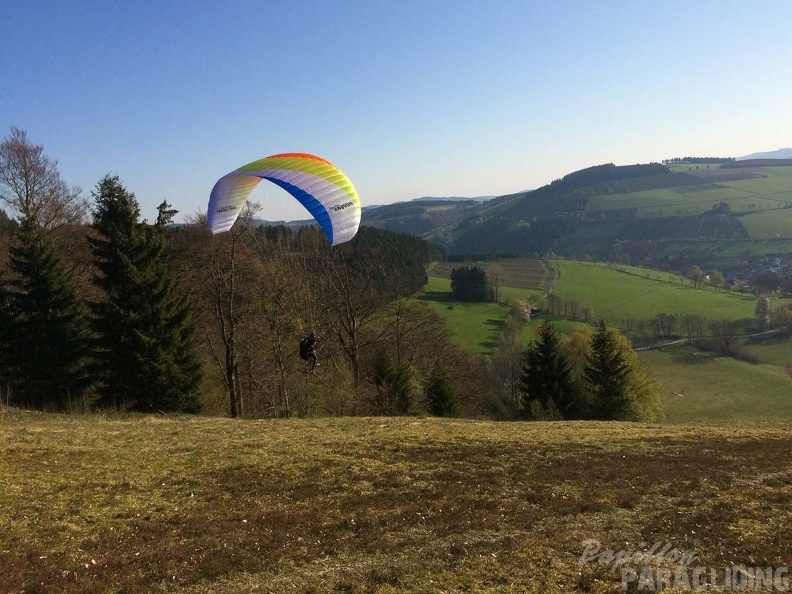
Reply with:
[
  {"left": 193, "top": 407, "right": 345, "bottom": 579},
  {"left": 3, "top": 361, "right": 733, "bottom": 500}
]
[{"left": 2, "top": 410, "right": 791, "bottom": 593}]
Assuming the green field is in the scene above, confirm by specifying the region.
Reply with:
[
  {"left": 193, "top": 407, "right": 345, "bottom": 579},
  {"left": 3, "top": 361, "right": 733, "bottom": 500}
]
[
  {"left": 553, "top": 261, "right": 757, "bottom": 324},
  {"left": 741, "top": 332, "right": 792, "bottom": 368},
  {"left": 646, "top": 237, "right": 792, "bottom": 271},
  {"left": 421, "top": 260, "right": 552, "bottom": 353},
  {"left": 418, "top": 276, "right": 512, "bottom": 353},
  {"left": 588, "top": 186, "right": 758, "bottom": 217},
  {"left": 421, "top": 258, "right": 792, "bottom": 423},
  {"left": 588, "top": 166, "right": 792, "bottom": 224},
  {"left": 639, "top": 344, "right": 792, "bottom": 422},
  {"left": 740, "top": 207, "right": 792, "bottom": 238},
  {"left": 666, "top": 163, "right": 725, "bottom": 172},
  {"left": 428, "top": 258, "right": 762, "bottom": 326},
  {"left": 2, "top": 412, "right": 791, "bottom": 593}
]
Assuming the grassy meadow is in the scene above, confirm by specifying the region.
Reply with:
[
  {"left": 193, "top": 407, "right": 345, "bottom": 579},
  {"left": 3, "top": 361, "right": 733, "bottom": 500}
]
[
  {"left": 587, "top": 165, "right": 792, "bottom": 223},
  {"left": 426, "top": 260, "right": 552, "bottom": 294},
  {"left": 417, "top": 276, "right": 513, "bottom": 353},
  {"left": 644, "top": 238, "right": 792, "bottom": 273},
  {"left": 3, "top": 411, "right": 792, "bottom": 593},
  {"left": 639, "top": 345, "right": 792, "bottom": 422},
  {"left": 423, "top": 258, "right": 763, "bottom": 348},
  {"left": 552, "top": 261, "right": 757, "bottom": 325}
]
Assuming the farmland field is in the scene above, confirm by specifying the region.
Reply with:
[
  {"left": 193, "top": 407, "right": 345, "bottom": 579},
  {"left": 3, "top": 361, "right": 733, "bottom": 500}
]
[
  {"left": 423, "top": 257, "right": 775, "bottom": 347},
  {"left": 639, "top": 344, "right": 792, "bottom": 423},
  {"left": 741, "top": 332, "right": 792, "bottom": 368},
  {"left": 644, "top": 237, "right": 792, "bottom": 270},
  {"left": 587, "top": 166, "right": 792, "bottom": 226},
  {"left": 426, "top": 259, "right": 552, "bottom": 292},
  {"left": 552, "top": 261, "right": 757, "bottom": 324},
  {"left": 427, "top": 258, "right": 763, "bottom": 327},
  {"left": 739, "top": 206, "right": 792, "bottom": 238},
  {"left": 418, "top": 276, "right": 512, "bottom": 353},
  {"left": 2, "top": 412, "right": 791, "bottom": 593},
  {"left": 588, "top": 186, "right": 763, "bottom": 218}
]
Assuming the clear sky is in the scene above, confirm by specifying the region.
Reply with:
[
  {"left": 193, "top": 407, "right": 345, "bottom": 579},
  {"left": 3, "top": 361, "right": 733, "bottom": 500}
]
[{"left": 2, "top": 1, "right": 791, "bottom": 223}]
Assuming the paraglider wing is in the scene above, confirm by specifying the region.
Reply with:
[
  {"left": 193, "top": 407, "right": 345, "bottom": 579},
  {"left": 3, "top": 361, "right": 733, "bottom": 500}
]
[{"left": 207, "top": 153, "right": 361, "bottom": 245}]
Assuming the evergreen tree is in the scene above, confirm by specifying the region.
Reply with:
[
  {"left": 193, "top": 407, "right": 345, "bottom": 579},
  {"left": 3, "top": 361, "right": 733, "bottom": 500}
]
[
  {"left": 88, "top": 175, "right": 201, "bottom": 412},
  {"left": 450, "top": 266, "right": 489, "bottom": 302},
  {"left": 0, "top": 270, "right": 18, "bottom": 401},
  {"left": 7, "top": 216, "right": 92, "bottom": 408},
  {"left": 370, "top": 350, "right": 413, "bottom": 415},
  {"left": 426, "top": 361, "right": 459, "bottom": 417},
  {"left": 583, "top": 321, "right": 632, "bottom": 420},
  {"left": 520, "top": 321, "right": 576, "bottom": 419}
]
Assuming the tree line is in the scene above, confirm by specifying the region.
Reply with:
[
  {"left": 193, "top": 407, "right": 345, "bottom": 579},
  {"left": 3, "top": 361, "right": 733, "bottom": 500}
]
[
  {"left": 0, "top": 157, "right": 201, "bottom": 411},
  {"left": 486, "top": 310, "right": 662, "bottom": 421},
  {"left": 662, "top": 157, "right": 735, "bottom": 164},
  {"left": 0, "top": 127, "right": 479, "bottom": 418},
  {"left": 521, "top": 321, "right": 662, "bottom": 421}
]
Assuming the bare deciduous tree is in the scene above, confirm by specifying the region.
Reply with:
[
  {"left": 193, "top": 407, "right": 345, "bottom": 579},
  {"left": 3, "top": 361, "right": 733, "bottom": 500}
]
[
  {"left": 489, "top": 264, "right": 505, "bottom": 303},
  {"left": 321, "top": 251, "right": 383, "bottom": 405},
  {"left": 0, "top": 127, "right": 88, "bottom": 230},
  {"left": 190, "top": 202, "right": 262, "bottom": 418}
]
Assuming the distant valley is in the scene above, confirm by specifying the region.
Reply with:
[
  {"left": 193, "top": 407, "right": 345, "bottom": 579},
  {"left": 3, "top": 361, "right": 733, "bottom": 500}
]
[
  {"left": 256, "top": 150, "right": 792, "bottom": 277},
  {"left": 361, "top": 155, "right": 792, "bottom": 276}
]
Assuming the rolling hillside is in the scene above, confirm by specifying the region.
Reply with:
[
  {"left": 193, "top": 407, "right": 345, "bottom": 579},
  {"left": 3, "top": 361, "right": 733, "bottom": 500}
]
[{"left": 366, "top": 161, "right": 792, "bottom": 275}]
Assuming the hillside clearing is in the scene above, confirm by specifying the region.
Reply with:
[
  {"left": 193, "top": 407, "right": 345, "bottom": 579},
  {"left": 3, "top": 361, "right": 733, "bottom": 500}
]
[
  {"left": 2, "top": 413, "right": 791, "bottom": 593},
  {"left": 418, "top": 276, "right": 512, "bottom": 353},
  {"left": 587, "top": 165, "right": 792, "bottom": 221},
  {"left": 553, "top": 261, "right": 757, "bottom": 324},
  {"left": 639, "top": 344, "right": 792, "bottom": 422}
]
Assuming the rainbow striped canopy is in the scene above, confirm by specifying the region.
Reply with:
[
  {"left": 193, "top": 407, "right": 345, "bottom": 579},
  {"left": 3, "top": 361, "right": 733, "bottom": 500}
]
[{"left": 207, "top": 153, "right": 361, "bottom": 245}]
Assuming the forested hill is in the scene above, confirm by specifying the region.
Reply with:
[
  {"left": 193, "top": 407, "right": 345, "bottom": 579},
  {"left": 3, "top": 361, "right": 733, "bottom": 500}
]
[
  {"left": 171, "top": 223, "right": 445, "bottom": 299},
  {"left": 364, "top": 163, "right": 686, "bottom": 252},
  {"left": 362, "top": 160, "right": 792, "bottom": 273},
  {"left": 451, "top": 163, "right": 691, "bottom": 254},
  {"left": 337, "top": 225, "right": 446, "bottom": 295}
]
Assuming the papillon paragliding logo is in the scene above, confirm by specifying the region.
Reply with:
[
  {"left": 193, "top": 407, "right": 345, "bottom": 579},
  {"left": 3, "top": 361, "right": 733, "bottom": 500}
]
[{"left": 206, "top": 153, "right": 362, "bottom": 246}]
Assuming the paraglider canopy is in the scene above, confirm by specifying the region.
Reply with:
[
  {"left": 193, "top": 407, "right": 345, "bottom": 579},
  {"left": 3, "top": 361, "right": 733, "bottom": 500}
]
[{"left": 207, "top": 153, "right": 361, "bottom": 245}]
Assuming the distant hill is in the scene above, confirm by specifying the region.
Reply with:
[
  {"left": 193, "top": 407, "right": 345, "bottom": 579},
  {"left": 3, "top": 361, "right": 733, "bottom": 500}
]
[
  {"left": 412, "top": 195, "right": 496, "bottom": 203},
  {"left": 253, "top": 158, "right": 792, "bottom": 275},
  {"left": 737, "top": 148, "right": 792, "bottom": 160},
  {"left": 361, "top": 197, "right": 492, "bottom": 244},
  {"left": 362, "top": 160, "right": 792, "bottom": 274},
  {"left": 251, "top": 218, "right": 312, "bottom": 230}
]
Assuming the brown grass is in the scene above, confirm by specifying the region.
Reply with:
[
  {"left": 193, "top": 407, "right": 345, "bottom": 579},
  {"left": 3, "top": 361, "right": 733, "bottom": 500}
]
[
  {"left": 1, "top": 409, "right": 791, "bottom": 593},
  {"left": 427, "top": 259, "right": 550, "bottom": 292}
]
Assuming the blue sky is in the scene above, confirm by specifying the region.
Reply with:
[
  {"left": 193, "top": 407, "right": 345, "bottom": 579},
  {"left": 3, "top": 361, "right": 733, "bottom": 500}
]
[{"left": 2, "top": 1, "right": 791, "bottom": 223}]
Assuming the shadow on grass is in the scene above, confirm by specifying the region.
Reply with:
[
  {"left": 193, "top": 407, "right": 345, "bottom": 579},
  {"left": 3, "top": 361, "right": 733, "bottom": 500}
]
[
  {"left": 418, "top": 291, "right": 454, "bottom": 303},
  {"left": 669, "top": 346, "right": 719, "bottom": 365},
  {"left": 744, "top": 332, "right": 790, "bottom": 347},
  {"left": 484, "top": 318, "right": 505, "bottom": 331},
  {"left": 480, "top": 318, "right": 506, "bottom": 349}
]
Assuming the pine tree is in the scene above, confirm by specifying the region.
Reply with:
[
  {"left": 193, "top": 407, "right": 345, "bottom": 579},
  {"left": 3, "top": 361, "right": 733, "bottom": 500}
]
[
  {"left": 88, "top": 175, "right": 201, "bottom": 412},
  {"left": 583, "top": 321, "right": 632, "bottom": 420},
  {"left": 520, "top": 321, "right": 576, "bottom": 419},
  {"left": 426, "top": 361, "right": 459, "bottom": 417},
  {"left": 0, "top": 269, "right": 18, "bottom": 401},
  {"left": 7, "top": 216, "right": 92, "bottom": 408},
  {"left": 450, "top": 266, "right": 489, "bottom": 302},
  {"left": 370, "top": 350, "right": 413, "bottom": 415}
]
